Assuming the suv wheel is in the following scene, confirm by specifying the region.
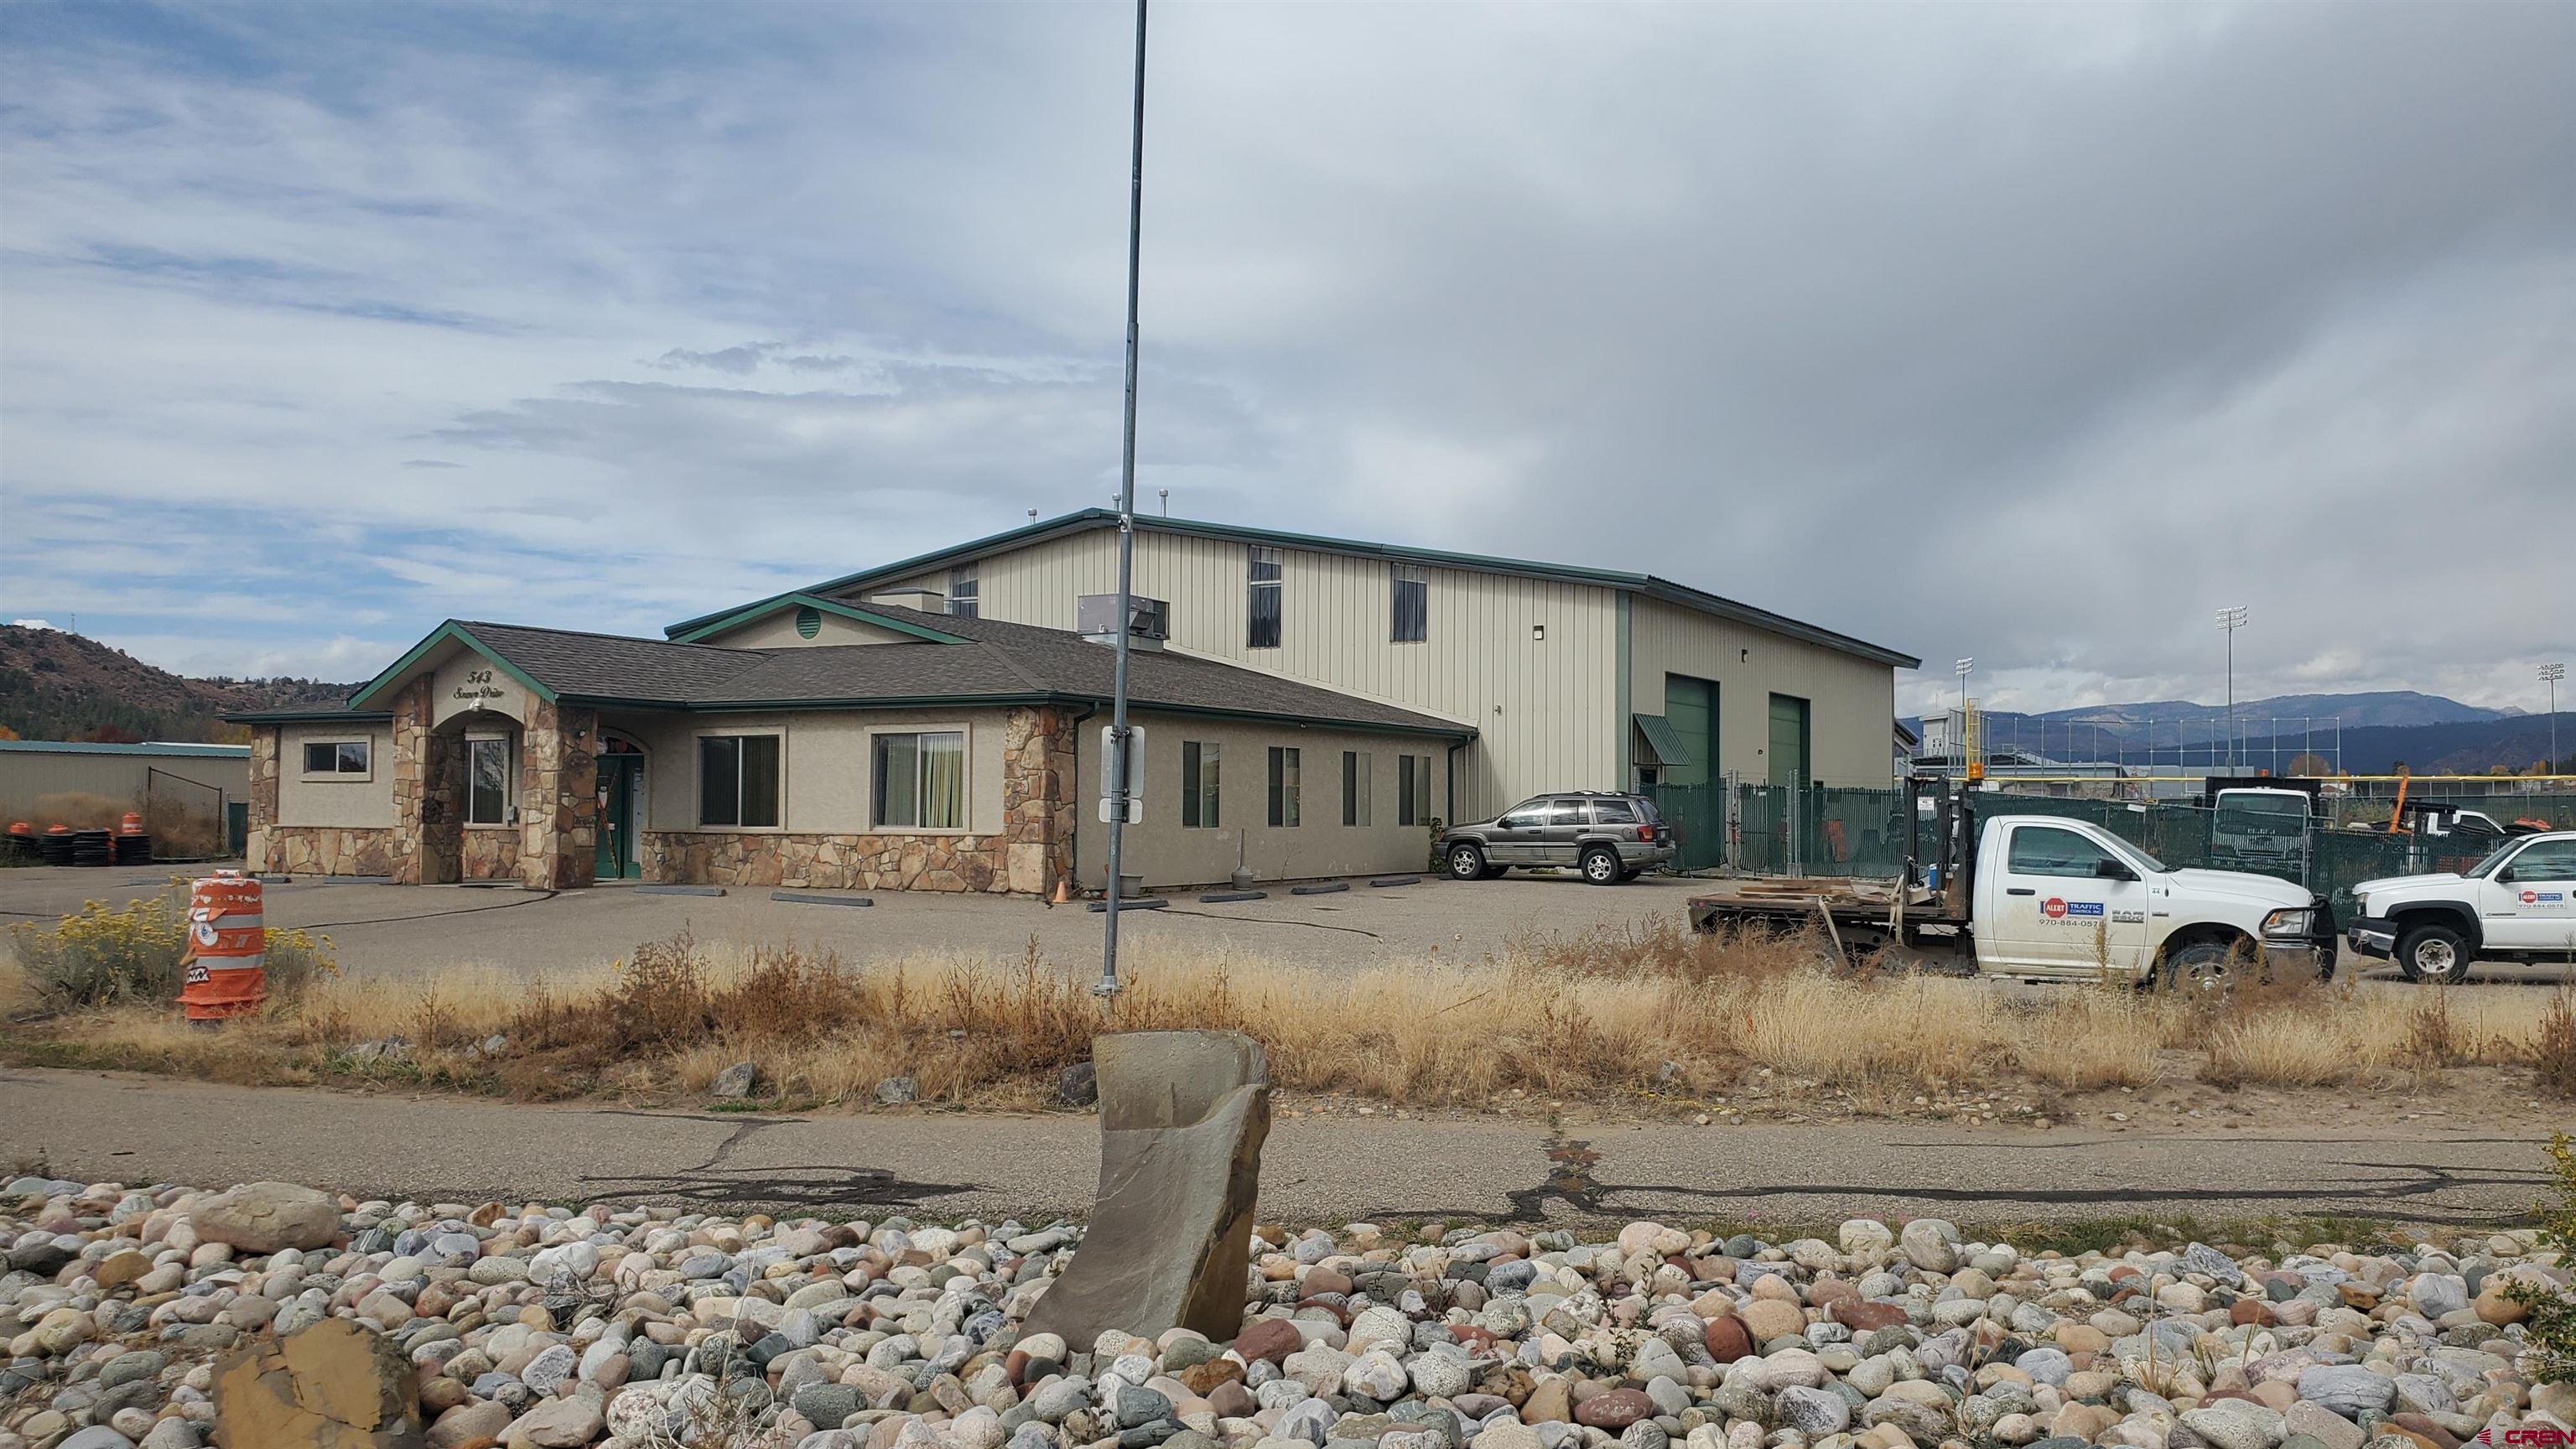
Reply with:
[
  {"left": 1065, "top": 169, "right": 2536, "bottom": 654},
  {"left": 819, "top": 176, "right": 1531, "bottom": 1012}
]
[
  {"left": 1446, "top": 843, "right": 1490, "bottom": 881},
  {"left": 1580, "top": 846, "right": 1622, "bottom": 886},
  {"left": 2394, "top": 922, "right": 2469, "bottom": 984}
]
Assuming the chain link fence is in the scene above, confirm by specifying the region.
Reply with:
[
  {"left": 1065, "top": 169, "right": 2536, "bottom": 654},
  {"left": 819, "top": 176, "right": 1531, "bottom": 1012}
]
[{"left": 1652, "top": 778, "right": 2574, "bottom": 911}]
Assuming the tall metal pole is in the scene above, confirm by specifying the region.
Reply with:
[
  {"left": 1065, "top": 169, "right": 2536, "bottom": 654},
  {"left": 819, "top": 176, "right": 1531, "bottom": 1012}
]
[
  {"left": 2215, "top": 605, "right": 2246, "bottom": 771},
  {"left": 2545, "top": 662, "right": 2566, "bottom": 773},
  {"left": 1098, "top": 0, "right": 1149, "bottom": 1000}
]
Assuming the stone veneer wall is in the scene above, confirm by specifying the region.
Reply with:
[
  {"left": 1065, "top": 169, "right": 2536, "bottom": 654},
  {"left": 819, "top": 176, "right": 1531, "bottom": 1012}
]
[
  {"left": 643, "top": 704, "right": 1079, "bottom": 895},
  {"left": 261, "top": 828, "right": 398, "bottom": 878},
  {"left": 460, "top": 828, "right": 522, "bottom": 882},
  {"left": 388, "top": 678, "right": 463, "bottom": 886},
  {"left": 244, "top": 727, "right": 282, "bottom": 874},
  {"left": 644, "top": 830, "right": 1010, "bottom": 891},
  {"left": 517, "top": 700, "right": 598, "bottom": 890}
]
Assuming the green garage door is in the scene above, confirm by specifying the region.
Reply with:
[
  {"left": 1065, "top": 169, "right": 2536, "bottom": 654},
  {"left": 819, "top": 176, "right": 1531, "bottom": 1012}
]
[
  {"left": 1767, "top": 693, "right": 1810, "bottom": 789},
  {"left": 1662, "top": 676, "right": 1718, "bottom": 787},
  {"left": 1661, "top": 676, "right": 1722, "bottom": 869}
]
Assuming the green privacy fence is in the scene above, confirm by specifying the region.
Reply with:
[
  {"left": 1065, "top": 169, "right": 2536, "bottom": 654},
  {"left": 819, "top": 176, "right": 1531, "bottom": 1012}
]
[{"left": 1649, "top": 781, "right": 2546, "bottom": 911}]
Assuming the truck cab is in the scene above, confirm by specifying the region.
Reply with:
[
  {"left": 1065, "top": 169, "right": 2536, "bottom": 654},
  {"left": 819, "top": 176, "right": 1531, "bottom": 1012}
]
[
  {"left": 2207, "top": 786, "right": 2315, "bottom": 876},
  {"left": 2346, "top": 829, "right": 2576, "bottom": 981},
  {"left": 1972, "top": 814, "right": 2334, "bottom": 987}
]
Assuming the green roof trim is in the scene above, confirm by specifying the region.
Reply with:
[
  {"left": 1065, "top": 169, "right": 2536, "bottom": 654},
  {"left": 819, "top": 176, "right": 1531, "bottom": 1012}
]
[
  {"left": 346, "top": 621, "right": 558, "bottom": 712},
  {"left": 666, "top": 508, "right": 1919, "bottom": 668},
  {"left": 0, "top": 740, "right": 252, "bottom": 758},
  {"left": 669, "top": 593, "right": 971, "bottom": 647},
  {"left": 555, "top": 689, "right": 1476, "bottom": 739},
  {"left": 1633, "top": 712, "right": 1693, "bottom": 769}
]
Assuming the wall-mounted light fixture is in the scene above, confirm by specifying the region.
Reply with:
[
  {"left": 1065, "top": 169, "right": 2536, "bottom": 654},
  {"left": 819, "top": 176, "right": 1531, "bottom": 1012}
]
[{"left": 1531, "top": 623, "right": 1545, "bottom": 641}]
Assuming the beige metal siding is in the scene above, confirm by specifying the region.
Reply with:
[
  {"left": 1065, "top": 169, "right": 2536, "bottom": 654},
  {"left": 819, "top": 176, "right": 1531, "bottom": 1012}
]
[
  {"left": 1628, "top": 598, "right": 1897, "bottom": 787},
  {"left": 857, "top": 529, "right": 1618, "bottom": 819},
  {"left": 0, "top": 749, "right": 250, "bottom": 821}
]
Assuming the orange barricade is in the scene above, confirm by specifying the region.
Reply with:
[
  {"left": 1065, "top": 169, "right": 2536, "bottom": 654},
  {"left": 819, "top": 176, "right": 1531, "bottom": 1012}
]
[{"left": 179, "top": 870, "right": 266, "bottom": 1021}]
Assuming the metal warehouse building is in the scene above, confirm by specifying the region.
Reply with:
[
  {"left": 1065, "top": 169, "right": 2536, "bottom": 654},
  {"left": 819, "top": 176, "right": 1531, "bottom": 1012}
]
[{"left": 236, "top": 512, "right": 1914, "bottom": 893}]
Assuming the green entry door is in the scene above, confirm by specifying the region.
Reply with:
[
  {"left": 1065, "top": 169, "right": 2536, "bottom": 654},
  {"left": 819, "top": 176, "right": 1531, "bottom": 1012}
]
[
  {"left": 1662, "top": 675, "right": 1718, "bottom": 787},
  {"left": 596, "top": 751, "right": 643, "bottom": 880}
]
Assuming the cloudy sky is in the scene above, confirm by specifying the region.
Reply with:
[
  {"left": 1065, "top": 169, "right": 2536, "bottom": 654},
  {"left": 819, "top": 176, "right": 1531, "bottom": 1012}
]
[{"left": 3, "top": 3, "right": 2569, "bottom": 716}]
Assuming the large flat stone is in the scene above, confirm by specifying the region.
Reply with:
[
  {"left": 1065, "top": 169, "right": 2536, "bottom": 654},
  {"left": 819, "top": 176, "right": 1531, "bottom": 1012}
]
[{"left": 1023, "top": 1031, "right": 1270, "bottom": 1345}]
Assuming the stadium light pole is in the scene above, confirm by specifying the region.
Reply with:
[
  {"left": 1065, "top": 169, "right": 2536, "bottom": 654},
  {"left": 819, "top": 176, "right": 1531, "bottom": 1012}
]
[
  {"left": 1098, "top": 0, "right": 1149, "bottom": 1001},
  {"left": 1954, "top": 658, "right": 1973, "bottom": 774},
  {"left": 2215, "top": 606, "right": 2247, "bottom": 771},
  {"left": 2546, "top": 662, "right": 2567, "bottom": 773}
]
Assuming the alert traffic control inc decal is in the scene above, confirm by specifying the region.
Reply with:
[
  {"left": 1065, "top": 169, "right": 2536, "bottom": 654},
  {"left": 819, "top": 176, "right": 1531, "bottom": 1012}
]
[
  {"left": 2525, "top": 889, "right": 2566, "bottom": 904},
  {"left": 2040, "top": 898, "right": 2105, "bottom": 922}
]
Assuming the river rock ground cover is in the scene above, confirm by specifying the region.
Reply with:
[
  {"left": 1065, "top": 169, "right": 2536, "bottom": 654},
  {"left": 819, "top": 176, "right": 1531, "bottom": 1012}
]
[{"left": 2, "top": 1177, "right": 2569, "bottom": 1449}]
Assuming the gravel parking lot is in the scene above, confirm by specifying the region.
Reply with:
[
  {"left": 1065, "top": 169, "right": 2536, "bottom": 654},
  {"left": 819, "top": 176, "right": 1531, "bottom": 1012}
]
[{"left": 5, "top": 865, "right": 2565, "bottom": 984}]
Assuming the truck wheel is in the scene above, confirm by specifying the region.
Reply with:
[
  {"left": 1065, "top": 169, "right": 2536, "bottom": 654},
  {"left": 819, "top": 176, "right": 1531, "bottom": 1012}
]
[
  {"left": 1581, "top": 847, "right": 1623, "bottom": 886},
  {"left": 1446, "top": 843, "right": 1489, "bottom": 882},
  {"left": 2160, "top": 939, "right": 2238, "bottom": 995},
  {"left": 2394, "top": 923, "right": 2469, "bottom": 984}
]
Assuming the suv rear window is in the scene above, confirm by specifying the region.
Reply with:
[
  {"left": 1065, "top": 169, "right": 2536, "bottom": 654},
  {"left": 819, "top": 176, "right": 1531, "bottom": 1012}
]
[{"left": 1594, "top": 799, "right": 1638, "bottom": 823}]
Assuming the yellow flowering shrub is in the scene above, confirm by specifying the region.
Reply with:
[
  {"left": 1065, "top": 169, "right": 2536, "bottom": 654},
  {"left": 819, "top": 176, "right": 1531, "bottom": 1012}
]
[{"left": 6, "top": 882, "right": 337, "bottom": 1011}]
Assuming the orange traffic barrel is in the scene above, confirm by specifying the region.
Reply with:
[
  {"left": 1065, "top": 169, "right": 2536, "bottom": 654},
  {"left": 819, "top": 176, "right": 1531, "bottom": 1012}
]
[
  {"left": 119, "top": 812, "right": 144, "bottom": 835},
  {"left": 179, "top": 870, "right": 266, "bottom": 1022}
]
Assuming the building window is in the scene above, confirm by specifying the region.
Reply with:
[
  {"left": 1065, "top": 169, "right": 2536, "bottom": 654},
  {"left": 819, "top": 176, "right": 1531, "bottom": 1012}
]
[
  {"left": 1343, "top": 750, "right": 1373, "bottom": 826},
  {"left": 1182, "top": 740, "right": 1220, "bottom": 828},
  {"left": 1267, "top": 745, "right": 1301, "bottom": 827},
  {"left": 874, "top": 730, "right": 966, "bottom": 829},
  {"left": 465, "top": 737, "right": 512, "bottom": 825},
  {"left": 1399, "top": 754, "right": 1433, "bottom": 826},
  {"left": 301, "top": 740, "right": 371, "bottom": 776},
  {"left": 699, "top": 735, "right": 782, "bottom": 828},
  {"left": 1247, "top": 546, "right": 1281, "bottom": 649},
  {"left": 1390, "top": 564, "right": 1427, "bottom": 643},
  {"left": 948, "top": 564, "right": 979, "bottom": 618}
]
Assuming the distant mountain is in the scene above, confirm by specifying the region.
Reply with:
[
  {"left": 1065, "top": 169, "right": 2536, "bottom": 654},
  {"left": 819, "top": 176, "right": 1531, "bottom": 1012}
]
[
  {"left": 2231, "top": 714, "right": 2573, "bottom": 776},
  {"left": 0, "top": 626, "right": 358, "bottom": 744},
  {"left": 1905, "top": 689, "right": 2510, "bottom": 756}
]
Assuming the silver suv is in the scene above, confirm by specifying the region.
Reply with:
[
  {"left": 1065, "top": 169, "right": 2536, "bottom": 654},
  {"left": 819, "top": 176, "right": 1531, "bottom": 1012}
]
[{"left": 1441, "top": 792, "right": 1675, "bottom": 885}]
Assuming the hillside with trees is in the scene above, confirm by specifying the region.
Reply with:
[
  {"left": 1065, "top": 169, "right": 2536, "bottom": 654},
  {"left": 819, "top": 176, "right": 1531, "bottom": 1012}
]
[{"left": 0, "top": 626, "right": 356, "bottom": 744}]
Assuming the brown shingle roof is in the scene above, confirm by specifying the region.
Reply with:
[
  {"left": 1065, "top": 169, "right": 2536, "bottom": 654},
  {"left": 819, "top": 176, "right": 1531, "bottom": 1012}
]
[{"left": 408, "top": 615, "right": 1475, "bottom": 737}]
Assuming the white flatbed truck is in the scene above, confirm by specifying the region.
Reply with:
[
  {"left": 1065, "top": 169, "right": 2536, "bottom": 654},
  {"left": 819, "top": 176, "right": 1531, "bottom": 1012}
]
[{"left": 1687, "top": 779, "right": 2338, "bottom": 988}]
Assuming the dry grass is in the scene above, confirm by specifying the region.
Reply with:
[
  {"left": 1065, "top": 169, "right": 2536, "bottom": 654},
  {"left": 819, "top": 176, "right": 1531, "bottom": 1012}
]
[{"left": 5, "top": 919, "right": 2570, "bottom": 1107}]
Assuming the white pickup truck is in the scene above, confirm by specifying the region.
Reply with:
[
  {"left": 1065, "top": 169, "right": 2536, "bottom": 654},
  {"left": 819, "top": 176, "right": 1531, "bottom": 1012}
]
[
  {"left": 2346, "top": 829, "right": 2576, "bottom": 982},
  {"left": 1689, "top": 808, "right": 2337, "bottom": 989}
]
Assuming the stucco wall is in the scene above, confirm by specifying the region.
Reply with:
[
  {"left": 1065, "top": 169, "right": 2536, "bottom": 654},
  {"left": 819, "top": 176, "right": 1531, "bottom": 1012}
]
[
  {"left": 275, "top": 722, "right": 397, "bottom": 828},
  {"left": 1072, "top": 710, "right": 1452, "bottom": 889},
  {"left": 697, "top": 611, "right": 921, "bottom": 649},
  {"left": 601, "top": 707, "right": 1011, "bottom": 838},
  {"left": 1626, "top": 597, "right": 1898, "bottom": 787},
  {"left": 429, "top": 649, "right": 530, "bottom": 730}
]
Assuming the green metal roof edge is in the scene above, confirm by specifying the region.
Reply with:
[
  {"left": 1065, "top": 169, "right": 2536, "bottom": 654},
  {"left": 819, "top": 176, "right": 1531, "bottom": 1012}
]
[
  {"left": 665, "top": 507, "right": 1919, "bottom": 668},
  {"left": 223, "top": 710, "right": 394, "bottom": 725},
  {"left": 669, "top": 593, "right": 970, "bottom": 647},
  {"left": 0, "top": 739, "right": 253, "bottom": 756},
  {"left": 559, "top": 689, "right": 1476, "bottom": 739},
  {"left": 346, "top": 621, "right": 560, "bottom": 712}
]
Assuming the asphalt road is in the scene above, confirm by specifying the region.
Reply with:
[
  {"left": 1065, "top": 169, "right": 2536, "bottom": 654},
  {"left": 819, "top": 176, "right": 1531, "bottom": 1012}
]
[{"left": 0, "top": 1067, "right": 2549, "bottom": 1229}]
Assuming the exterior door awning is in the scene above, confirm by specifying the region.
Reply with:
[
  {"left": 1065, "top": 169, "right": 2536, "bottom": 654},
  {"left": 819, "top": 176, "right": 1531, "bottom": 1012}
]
[{"left": 1633, "top": 712, "right": 1691, "bottom": 769}]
